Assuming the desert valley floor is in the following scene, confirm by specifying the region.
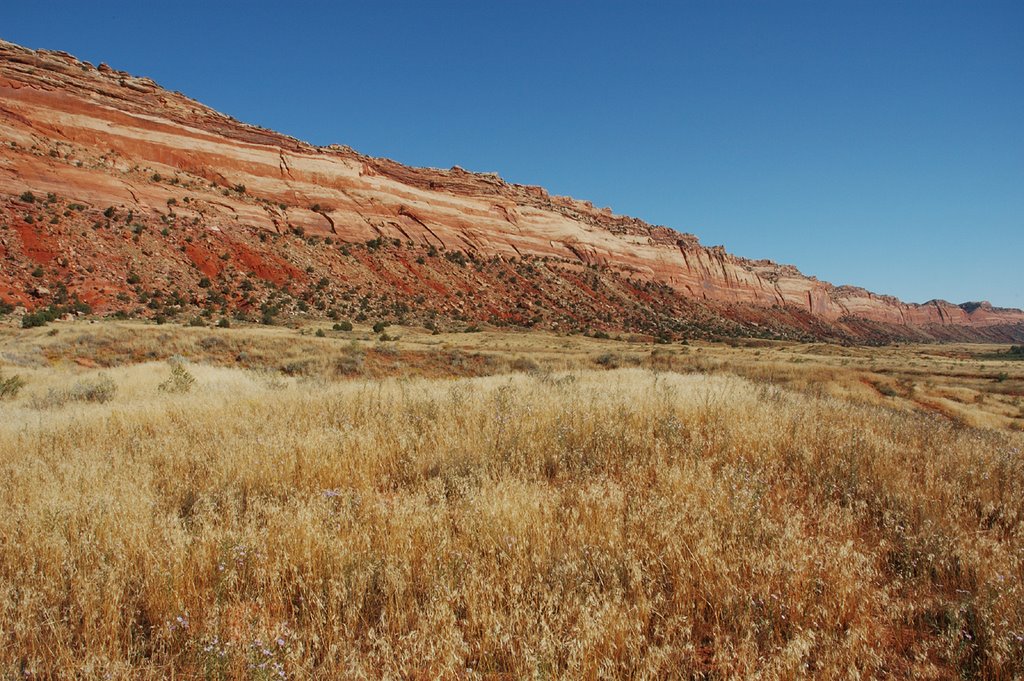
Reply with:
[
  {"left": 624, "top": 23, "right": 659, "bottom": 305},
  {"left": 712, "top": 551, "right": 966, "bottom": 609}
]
[{"left": 1, "top": 318, "right": 1022, "bottom": 678}]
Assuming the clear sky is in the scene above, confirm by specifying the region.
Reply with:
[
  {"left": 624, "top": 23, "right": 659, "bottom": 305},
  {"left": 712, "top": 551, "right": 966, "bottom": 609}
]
[{"left": 5, "top": 1, "right": 1022, "bottom": 307}]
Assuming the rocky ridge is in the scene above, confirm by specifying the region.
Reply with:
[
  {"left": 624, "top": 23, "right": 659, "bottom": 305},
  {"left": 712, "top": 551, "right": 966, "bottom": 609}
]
[{"left": 1, "top": 38, "right": 1021, "bottom": 342}]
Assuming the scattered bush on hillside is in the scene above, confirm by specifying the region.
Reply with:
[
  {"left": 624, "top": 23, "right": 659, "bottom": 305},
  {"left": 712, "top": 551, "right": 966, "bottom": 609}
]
[
  {"left": 444, "top": 250, "right": 468, "bottom": 266},
  {"left": 280, "top": 359, "right": 321, "bottom": 377},
  {"left": 22, "top": 306, "right": 60, "bottom": 329}
]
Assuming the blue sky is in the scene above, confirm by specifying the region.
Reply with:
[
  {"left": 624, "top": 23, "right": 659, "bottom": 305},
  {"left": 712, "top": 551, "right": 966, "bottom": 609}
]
[{"left": 5, "top": 1, "right": 1022, "bottom": 307}]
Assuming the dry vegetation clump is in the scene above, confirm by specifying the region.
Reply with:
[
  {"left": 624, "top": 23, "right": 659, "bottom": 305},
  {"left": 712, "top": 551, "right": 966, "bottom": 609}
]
[
  {"left": 0, "top": 370, "right": 26, "bottom": 399},
  {"left": 25, "top": 373, "right": 117, "bottom": 409},
  {"left": 1, "top": 364, "right": 1022, "bottom": 679},
  {"left": 158, "top": 360, "right": 197, "bottom": 393}
]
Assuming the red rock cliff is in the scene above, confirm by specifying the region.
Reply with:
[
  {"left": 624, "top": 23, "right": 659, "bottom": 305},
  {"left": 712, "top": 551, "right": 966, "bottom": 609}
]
[{"left": 1, "top": 39, "right": 1021, "bottom": 341}]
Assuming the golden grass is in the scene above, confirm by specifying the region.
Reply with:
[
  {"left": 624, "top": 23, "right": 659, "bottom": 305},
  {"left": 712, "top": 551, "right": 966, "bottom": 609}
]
[
  {"left": 1, "top": 322, "right": 1023, "bottom": 678},
  {"left": 6, "top": 320, "right": 1024, "bottom": 431}
]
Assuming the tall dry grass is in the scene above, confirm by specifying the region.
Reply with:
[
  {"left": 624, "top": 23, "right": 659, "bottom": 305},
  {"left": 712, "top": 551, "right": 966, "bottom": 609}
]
[{"left": 0, "top": 362, "right": 1022, "bottom": 678}]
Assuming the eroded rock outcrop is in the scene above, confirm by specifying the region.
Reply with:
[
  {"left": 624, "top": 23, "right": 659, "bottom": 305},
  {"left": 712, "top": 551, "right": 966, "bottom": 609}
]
[{"left": 1, "top": 39, "right": 1021, "bottom": 341}]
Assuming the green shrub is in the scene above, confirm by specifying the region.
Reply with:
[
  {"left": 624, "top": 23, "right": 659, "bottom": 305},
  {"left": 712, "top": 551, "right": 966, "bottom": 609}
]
[
  {"left": 372, "top": 321, "right": 388, "bottom": 334},
  {"left": 445, "top": 250, "right": 468, "bottom": 266},
  {"left": 22, "top": 306, "right": 61, "bottom": 328},
  {"left": 333, "top": 321, "right": 353, "bottom": 332},
  {"left": 158, "top": 363, "right": 196, "bottom": 394}
]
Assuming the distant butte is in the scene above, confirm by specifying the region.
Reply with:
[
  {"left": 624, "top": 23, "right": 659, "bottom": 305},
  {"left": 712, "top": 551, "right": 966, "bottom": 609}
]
[{"left": 1, "top": 39, "right": 1021, "bottom": 342}]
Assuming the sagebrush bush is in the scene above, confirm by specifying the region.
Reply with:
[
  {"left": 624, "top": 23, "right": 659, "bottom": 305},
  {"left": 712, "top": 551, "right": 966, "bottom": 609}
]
[
  {"left": 0, "top": 372, "right": 26, "bottom": 399},
  {"left": 27, "top": 374, "right": 117, "bottom": 409},
  {"left": 69, "top": 375, "right": 117, "bottom": 403},
  {"left": 509, "top": 356, "right": 540, "bottom": 373},
  {"left": 158, "top": 362, "right": 196, "bottom": 393}
]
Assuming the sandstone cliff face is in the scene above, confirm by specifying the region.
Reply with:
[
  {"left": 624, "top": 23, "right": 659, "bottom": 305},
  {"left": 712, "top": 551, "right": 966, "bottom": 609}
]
[{"left": 1, "top": 39, "right": 1021, "bottom": 341}]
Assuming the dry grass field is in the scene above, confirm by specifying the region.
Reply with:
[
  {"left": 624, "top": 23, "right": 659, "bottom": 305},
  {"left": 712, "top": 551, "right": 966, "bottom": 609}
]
[{"left": 1, "top": 320, "right": 1023, "bottom": 678}]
